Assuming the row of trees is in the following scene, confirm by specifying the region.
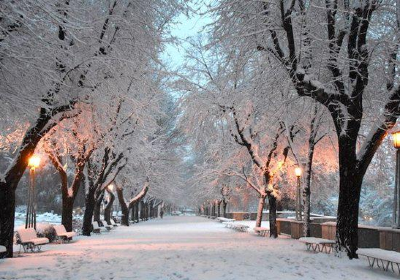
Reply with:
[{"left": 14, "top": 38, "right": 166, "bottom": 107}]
[
  {"left": 180, "top": 0, "right": 400, "bottom": 259},
  {"left": 0, "top": 0, "right": 186, "bottom": 258}
]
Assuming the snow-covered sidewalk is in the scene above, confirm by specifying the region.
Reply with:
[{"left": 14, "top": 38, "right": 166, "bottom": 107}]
[{"left": 0, "top": 216, "right": 396, "bottom": 279}]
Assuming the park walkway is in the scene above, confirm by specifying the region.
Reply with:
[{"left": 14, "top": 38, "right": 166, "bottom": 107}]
[{"left": 0, "top": 216, "right": 396, "bottom": 280}]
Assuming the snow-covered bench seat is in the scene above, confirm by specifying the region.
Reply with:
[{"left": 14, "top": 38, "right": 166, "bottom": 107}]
[
  {"left": 357, "top": 248, "right": 400, "bottom": 273},
  {"left": 299, "top": 237, "right": 336, "bottom": 253},
  {"left": 16, "top": 228, "right": 49, "bottom": 253},
  {"left": 224, "top": 222, "right": 249, "bottom": 232},
  {"left": 216, "top": 217, "right": 235, "bottom": 223},
  {"left": 0, "top": 245, "right": 6, "bottom": 253},
  {"left": 254, "top": 227, "right": 269, "bottom": 237},
  {"left": 101, "top": 220, "right": 113, "bottom": 230},
  {"left": 53, "top": 225, "right": 76, "bottom": 243},
  {"left": 110, "top": 219, "right": 118, "bottom": 227},
  {"left": 92, "top": 222, "right": 102, "bottom": 234}
]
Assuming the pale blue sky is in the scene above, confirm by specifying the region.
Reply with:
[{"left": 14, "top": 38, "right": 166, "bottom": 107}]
[{"left": 162, "top": 4, "right": 212, "bottom": 69}]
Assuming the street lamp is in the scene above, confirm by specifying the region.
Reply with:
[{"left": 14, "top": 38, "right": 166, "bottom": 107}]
[
  {"left": 392, "top": 132, "right": 400, "bottom": 228},
  {"left": 25, "top": 155, "right": 40, "bottom": 229},
  {"left": 295, "top": 166, "right": 302, "bottom": 221}
]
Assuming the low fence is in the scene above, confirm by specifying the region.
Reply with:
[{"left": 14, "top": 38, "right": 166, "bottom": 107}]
[
  {"left": 206, "top": 211, "right": 400, "bottom": 251},
  {"left": 276, "top": 219, "right": 399, "bottom": 252}
]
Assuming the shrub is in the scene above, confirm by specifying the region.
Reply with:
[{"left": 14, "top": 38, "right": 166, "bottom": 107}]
[{"left": 36, "top": 223, "right": 57, "bottom": 242}]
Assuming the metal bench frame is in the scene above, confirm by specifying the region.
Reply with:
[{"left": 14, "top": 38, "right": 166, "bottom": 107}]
[
  {"left": 358, "top": 252, "right": 400, "bottom": 274},
  {"left": 254, "top": 227, "right": 270, "bottom": 237}
]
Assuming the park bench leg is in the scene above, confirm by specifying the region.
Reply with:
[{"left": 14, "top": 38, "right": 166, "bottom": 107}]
[
  {"left": 366, "top": 256, "right": 376, "bottom": 268},
  {"left": 312, "top": 244, "right": 318, "bottom": 252},
  {"left": 384, "top": 260, "right": 390, "bottom": 271},
  {"left": 326, "top": 245, "right": 332, "bottom": 254}
]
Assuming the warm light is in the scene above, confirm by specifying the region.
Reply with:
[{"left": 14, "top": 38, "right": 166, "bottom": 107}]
[
  {"left": 108, "top": 184, "right": 114, "bottom": 191},
  {"left": 392, "top": 131, "right": 400, "bottom": 149},
  {"left": 28, "top": 155, "right": 41, "bottom": 169},
  {"left": 295, "top": 166, "right": 302, "bottom": 177}
]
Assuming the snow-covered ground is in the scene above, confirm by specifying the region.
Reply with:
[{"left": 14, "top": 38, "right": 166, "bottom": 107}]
[{"left": 0, "top": 216, "right": 396, "bottom": 280}]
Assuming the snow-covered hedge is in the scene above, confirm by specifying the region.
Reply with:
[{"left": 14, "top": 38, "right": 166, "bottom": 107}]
[{"left": 36, "top": 223, "right": 57, "bottom": 242}]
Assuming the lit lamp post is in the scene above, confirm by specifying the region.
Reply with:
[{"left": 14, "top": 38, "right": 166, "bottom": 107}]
[
  {"left": 392, "top": 132, "right": 400, "bottom": 228},
  {"left": 295, "top": 166, "right": 302, "bottom": 221},
  {"left": 25, "top": 155, "right": 40, "bottom": 229}
]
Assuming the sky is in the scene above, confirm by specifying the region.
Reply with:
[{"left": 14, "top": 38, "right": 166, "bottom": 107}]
[{"left": 161, "top": 3, "right": 212, "bottom": 69}]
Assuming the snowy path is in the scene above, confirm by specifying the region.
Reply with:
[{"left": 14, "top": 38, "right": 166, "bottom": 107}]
[{"left": 0, "top": 216, "right": 397, "bottom": 280}]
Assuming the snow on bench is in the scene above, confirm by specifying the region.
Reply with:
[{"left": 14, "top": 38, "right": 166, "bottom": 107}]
[
  {"left": 101, "top": 220, "right": 113, "bottom": 231},
  {"left": 357, "top": 248, "right": 400, "bottom": 273},
  {"left": 254, "top": 227, "right": 269, "bottom": 237},
  {"left": 53, "top": 225, "right": 76, "bottom": 243},
  {"left": 299, "top": 237, "right": 336, "bottom": 253},
  {"left": 216, "top": 217, "right": 235, "bottom": 223},
  {"left": 0, "top": 245, "right": 6, "bottom": 253},
  {"left": 16, "top": 228, "right": 49, "bottom": 253},
  {"left": 224, "top": 222, "right": 249, "bottom": 232}
]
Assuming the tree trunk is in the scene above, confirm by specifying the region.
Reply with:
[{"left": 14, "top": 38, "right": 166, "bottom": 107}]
[
  {"left": 0, "top": 184, "right": 16, "bottom": 258},
  {"left": 93, "top": 192, "right": 104, "bottom": 222},
  {"left": 104, "top": 190, "right": 115, "bottom": 224},
  {"left": 268, "top": 195, "right": 278, "bottom": 238},
  {"left": 335, "top": 135, "right": 364, "bottom": 259},
  {"left": 82, "top": 188, "right": 96, "bottom": 236},
  {"left": 222, "top": 201, "right": 227, "bottom": 218},
  {"left": 336, "top": 164, "right": 363, "bottom": 258},
  {"left": 217, "top": 201, "right": 221, "bottom": 217},
  {"left": 62, "top": 197, "right": 74, "bottom": 232},
  {"left": 303, "top": 143, "right": 314, "bottom": 237},
  {"left": 135, "top": 203, "right": 139, "bottom": 223},
  {"left": 116, "top": 187, "right": 129, "bottom": 226},
  {"left": 256, "top": 195, "right": 266, "bottom": 227}
]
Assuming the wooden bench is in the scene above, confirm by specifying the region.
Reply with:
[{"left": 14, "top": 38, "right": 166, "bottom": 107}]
[
  {"left": 254, "top": 227, "right": 270, "bottom": 237},
  {"left": 299, "top": 237, "right": 336, "bottom": 253},
  {"left": 357, "top": 248, "right": 400, "bottom": 274},
  {"left": 92, "top": 222, "right": 102, "bottom": 234},
  {"left": 101, "top": 220, "right": 113, "bottom": 231},
  {"left": 16, "top": 228, "right": 49, "bottom": 253},
  {"left": 216, "top": 217, "right": 235, "bottom": 223},
  {"left": 224, "top": 222, "right": 249, "bottom": 232},
  {"left": 53, "top": 225, "right": 76, "bottom": 243}
]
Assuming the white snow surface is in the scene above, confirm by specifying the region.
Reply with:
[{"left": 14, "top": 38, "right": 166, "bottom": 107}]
[{"left": 0, "top": 216, "right": 396, "bottom": 280}]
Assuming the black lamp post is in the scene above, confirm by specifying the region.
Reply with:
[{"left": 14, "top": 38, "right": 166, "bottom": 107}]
[
  {"left": 25, "top": 155, "right": 40, "bottom": 229},
  {"left": 295, "top": 166, "right": 302, "bottom": 221},
  {"left": 392, "top": 131, "right": 400, "bottom": 228}
]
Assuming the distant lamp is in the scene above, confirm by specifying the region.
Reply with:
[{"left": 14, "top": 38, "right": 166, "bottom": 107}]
[
  {"left": 392, "top": 131, "right": 400, "bottom": 228},
  {"left": 393, "top": 131, "right": 400, "bottom": 149},
  {"left": 295, "top": 166, "right": 302, "bottom": 177},
  {"left": 108, "top": 184, "right": 114, "bottom": 191},
  {"left": 28, "top": 155, "right": 41, "bottom": 169}
]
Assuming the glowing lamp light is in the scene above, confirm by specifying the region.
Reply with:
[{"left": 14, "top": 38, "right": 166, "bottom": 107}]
[
  {"left": 392, "top": 131, "right": 400, "bottom": 149},
  {"left": 295, "top": 166, "right": 302, "bottom": 177},
  {"left": 28, "top": 155, "right": 41, "bottom": 169},
  {"left": 108, "top": 184, "right": 114, "bottom": 191}
]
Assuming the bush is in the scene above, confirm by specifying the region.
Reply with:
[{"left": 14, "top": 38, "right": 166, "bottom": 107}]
[{"left": 36, "top": 223, "right": 57, "bottom": 242}]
